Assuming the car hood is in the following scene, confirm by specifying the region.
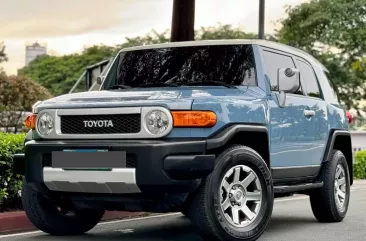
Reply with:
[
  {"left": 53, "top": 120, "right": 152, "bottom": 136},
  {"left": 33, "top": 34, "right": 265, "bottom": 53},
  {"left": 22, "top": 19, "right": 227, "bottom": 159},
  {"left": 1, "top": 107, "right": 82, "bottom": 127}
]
[{"left": 33, "top": 87, "right": 264, "bottom": 113}]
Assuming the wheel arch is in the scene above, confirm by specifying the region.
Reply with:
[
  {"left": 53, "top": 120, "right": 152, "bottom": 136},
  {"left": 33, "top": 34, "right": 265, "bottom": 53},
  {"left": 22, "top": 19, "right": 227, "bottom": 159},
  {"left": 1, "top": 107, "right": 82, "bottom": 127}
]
[
  {"left": 322, "top": 130, "right": 353, "bottom": 185},
  {"left": 206, "top": 124, "right": 271, "bottom": 168}
]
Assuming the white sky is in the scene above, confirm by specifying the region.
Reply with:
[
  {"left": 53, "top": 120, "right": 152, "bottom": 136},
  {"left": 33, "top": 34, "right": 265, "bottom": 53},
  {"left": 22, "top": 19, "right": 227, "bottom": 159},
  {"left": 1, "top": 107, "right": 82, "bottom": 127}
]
[{"left": 0, "top": 0, "right": 306, "bottom": 75}]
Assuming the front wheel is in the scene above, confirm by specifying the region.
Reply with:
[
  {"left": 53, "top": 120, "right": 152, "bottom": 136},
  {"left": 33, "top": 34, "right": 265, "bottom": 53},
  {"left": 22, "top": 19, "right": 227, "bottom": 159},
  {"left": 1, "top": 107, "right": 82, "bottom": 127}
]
[
  {"left": 309, "top": 150, "right": 351, "bottom": 222},
  {"left": 188, "top": 145, "right": 273, "bottom": 241},
  {"left": 21, "top": 180, "right": 105, "bottom": 236}
]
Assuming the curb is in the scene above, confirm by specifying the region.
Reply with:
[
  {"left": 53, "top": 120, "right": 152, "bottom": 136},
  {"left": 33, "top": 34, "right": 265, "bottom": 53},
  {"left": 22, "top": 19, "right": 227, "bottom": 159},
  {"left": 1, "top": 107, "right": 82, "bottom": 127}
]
[{"left": 0, "top": 211, "right": 146, "bottom": 235}]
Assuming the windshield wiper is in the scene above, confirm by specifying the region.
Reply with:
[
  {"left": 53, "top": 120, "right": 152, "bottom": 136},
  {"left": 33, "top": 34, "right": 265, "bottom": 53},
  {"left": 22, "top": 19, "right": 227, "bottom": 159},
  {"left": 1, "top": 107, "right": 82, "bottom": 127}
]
[
  {"left": 139, "top": 82, "right": 179, "bottom": 88},
  {"left": 183, "top": 80, "right": 237, "bottom": 89},
  {"left": 107, "top": 84, "right": 132, "bottom": 90}
]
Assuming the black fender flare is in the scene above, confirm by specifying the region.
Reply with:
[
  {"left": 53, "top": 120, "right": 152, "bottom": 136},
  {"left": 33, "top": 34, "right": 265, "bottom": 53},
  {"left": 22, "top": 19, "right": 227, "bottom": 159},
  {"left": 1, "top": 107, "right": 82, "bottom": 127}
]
[
  {"left": 322, "top": 130, "right": 353, "bottom": 185},
  {"left": 322, "top": 130, "right": 352, "bottom": 163},
  {"left": 206, "top": 124, "right": 269, "bottom": 150}
]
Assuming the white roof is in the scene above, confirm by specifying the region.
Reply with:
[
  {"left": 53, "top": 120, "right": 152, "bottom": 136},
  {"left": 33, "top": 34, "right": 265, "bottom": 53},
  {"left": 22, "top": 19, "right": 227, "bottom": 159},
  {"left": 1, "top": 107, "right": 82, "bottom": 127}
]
[{"left": 120, "top": 39, "right": 323, "bottom": 67}]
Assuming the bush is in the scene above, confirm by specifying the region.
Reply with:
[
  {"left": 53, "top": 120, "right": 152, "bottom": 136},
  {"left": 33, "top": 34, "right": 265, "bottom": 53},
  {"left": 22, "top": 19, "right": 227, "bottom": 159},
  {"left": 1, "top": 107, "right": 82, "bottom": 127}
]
[
  {"left": 0, "top": 132, "right": 25, "bottom": 211},
  {"left": 0, "top": 74, "right": 52, "bottom": 133},
  {"left": 354, "top": 150, "right": 366, "bottom": 179}
]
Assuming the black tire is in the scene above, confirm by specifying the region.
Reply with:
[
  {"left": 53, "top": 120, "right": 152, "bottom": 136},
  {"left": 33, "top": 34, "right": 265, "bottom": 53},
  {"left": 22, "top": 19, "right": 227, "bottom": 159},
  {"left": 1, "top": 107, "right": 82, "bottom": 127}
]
[
  {"left": 309, "top": 149, "right": 351, "bottom": 222},
  {"left": 187, "top": 145, "right": 273, "bottom": 241},
  {"left": 181, "top": 208, "right": 189, "bottom": 217},
  {"left": 180, "top": 202, "right": 190, "bottom": 217},
  {"left": 21, "top": 180, "right": 105, "bottom": 236}
]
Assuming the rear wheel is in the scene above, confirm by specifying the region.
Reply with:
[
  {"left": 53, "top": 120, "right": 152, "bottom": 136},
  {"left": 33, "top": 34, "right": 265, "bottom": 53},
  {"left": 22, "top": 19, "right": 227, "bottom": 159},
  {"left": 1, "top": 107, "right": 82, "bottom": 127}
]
[
  {"left": 22, "top": 180, "right": 105, "bottom": 235},
  {"left": 188, "top": 145, "right": 273, "bottom": 241},
  {"left": 309, "top": 150, "right": 351, "bottom": 222}
]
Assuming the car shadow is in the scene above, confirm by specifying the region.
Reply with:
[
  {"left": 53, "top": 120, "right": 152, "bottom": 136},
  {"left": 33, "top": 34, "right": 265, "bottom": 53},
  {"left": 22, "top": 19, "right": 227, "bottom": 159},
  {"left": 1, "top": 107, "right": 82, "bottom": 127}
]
[{"left": 26, "top": 215, "right": 320, "bottom": 241}]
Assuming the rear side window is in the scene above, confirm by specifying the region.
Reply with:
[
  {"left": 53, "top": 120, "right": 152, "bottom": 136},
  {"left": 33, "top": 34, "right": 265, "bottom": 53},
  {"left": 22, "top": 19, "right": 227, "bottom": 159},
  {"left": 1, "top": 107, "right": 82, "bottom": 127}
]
[
  {"left": 262, "top": 50, "right": 302, "bottom": 94},
  {"left": 323, "top": 71, "right": 339, "bottom": 103},
  {"left": 297, "top": 60, "right": 322, "bottom": 98}
]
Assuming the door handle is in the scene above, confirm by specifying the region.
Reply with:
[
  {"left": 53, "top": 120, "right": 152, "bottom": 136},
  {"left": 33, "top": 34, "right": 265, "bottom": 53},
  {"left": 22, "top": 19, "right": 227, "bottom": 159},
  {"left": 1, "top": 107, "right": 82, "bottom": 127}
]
[{"left": 304, "top": 110, "right": 315, "bottom": 117}]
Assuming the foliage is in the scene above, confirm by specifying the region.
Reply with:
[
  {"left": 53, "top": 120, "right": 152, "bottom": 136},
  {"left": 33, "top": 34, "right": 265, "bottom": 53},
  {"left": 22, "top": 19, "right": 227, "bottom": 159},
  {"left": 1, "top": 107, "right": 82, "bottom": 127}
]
[
  {"left": 0, "top": 74, "right": 52, "bottom": 133},
  {"left": 0, "top": 132, "right": 25, "bottom": 211},
  {"left": 119, "top": 30, "right": 170, "bottom": 48},
  {"left": 354, "top": 150, "right": 366, "bottom": 179},
  {"left": 0, "top": 42, "right": 7, "bottom": 64},
  {"left": 195, "top": 24, "right": 276, "bottom": 41},
  {"left": 18, "top": 45, "right": 119, "bottom": 96},
  {"left": 277, "top": 0, "right": 366, "bottom": 112}
]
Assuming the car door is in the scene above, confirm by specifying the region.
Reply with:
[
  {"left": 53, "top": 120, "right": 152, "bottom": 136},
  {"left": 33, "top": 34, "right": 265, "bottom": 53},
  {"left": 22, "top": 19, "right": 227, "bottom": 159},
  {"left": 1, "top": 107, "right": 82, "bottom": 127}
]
[
  {"left": 295, "top": 57, "right": 328, "bottom": 167},
  {"left": 262, "top": 49, "right": 323, "bottom": 181}
]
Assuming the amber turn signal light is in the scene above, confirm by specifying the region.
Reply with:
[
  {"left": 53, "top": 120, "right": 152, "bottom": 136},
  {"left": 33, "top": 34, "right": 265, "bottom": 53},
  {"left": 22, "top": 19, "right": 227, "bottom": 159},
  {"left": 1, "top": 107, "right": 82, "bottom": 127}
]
[
  {"left": 171, "top": 111, "right": 217, "bottom": 127},
  {"left": 24, "top": 114, "right": 37, "bottom": 129}
]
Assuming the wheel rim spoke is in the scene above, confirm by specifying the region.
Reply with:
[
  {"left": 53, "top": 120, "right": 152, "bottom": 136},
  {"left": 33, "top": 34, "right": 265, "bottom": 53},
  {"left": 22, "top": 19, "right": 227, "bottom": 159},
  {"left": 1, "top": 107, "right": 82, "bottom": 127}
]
[
  {"left": 338, "top": 177, "right": 345, "bottom": 186},
  {"left": 337, "top": 190, "right": 346, "bottom": 199},
  {"left": 241, "top": 205, "right": 255, "bottom": 220},
  {"left": 335, "top": 167, "right": 342, "bottom": 179},
  {"left": 246, "top": 191, "right": 261, "bottom": 201},
  {"left": 241, "top": 172, "right": 255, "bottom": 188},
  {"left": 222, "top": 180, "right": 231, "bottom": 193},
  {"left": 232, "top": 209, "right": 240, "bottom": 224},
  {"left": 221, "top": 198, "right": 231, "bottom": 211},
  {"left": 233, "top": 167, "right": 241, "bottom": 183}
]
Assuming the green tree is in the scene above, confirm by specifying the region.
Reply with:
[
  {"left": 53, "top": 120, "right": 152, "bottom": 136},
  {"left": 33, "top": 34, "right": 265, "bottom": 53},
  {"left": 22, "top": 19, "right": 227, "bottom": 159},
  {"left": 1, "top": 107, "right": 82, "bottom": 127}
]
[
  {"left": 277, "top": 0, "right": 366, "bottom": 112},
  {"left": 0, "top": 42, "right": 7, "bottom": 64},
  {"left": 196, "top": 24, "right": 276, "bottom": 41},
  {"left": 118, "top": 30, "right": 170, "bottom": 49},
  {"left": 0, "top": 74, "right": 52, "bottom": 133},
  {"left": 18, "top": 45, "right": 118, "bottom": 96}
]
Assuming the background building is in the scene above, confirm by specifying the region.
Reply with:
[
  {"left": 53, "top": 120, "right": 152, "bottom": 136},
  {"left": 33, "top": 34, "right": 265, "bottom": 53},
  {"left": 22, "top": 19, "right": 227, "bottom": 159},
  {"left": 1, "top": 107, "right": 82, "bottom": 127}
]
[{"left": 25, "top": 42, "right": 47, "bottom": 66}]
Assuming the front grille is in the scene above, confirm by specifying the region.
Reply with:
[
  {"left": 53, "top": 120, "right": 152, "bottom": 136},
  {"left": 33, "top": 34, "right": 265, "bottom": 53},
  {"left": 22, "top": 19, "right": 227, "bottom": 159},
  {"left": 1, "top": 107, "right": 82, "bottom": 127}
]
[
  {"left": 60, "top": 114, "right": 141, "bottom": 134},
  {"left": 42, "top": 153, "right": 137, "bottom": 168}
]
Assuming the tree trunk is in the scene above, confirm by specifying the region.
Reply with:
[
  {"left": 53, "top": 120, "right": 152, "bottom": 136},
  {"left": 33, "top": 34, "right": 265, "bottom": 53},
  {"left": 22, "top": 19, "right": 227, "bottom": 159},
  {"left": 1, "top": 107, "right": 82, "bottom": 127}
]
[
  {"left": 258, "top": 0, "right": 265, "bottom": 39},
  {"left": 170, "top": 0, "right": 195, "bottom": 42}
]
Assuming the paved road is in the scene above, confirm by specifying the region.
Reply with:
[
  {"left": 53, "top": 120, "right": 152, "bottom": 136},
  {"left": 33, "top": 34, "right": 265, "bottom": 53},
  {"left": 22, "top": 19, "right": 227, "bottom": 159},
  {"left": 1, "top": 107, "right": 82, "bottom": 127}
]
[{"left": 2, "top": 181, "right": 366, "bottom": 241}]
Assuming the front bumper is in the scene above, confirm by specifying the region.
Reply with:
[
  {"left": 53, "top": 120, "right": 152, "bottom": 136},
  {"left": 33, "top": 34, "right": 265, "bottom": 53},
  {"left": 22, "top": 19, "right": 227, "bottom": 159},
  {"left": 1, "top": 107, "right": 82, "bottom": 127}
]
[{"left": 15, "top": 140, "right": 215, "bottom": 195}]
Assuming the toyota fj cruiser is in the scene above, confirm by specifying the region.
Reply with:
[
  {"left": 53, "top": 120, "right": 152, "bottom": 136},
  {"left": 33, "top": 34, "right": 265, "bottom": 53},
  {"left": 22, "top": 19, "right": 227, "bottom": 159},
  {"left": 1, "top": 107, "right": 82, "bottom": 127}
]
[{"left": 13, "top": 40, "right": 353, "bottom": 241}]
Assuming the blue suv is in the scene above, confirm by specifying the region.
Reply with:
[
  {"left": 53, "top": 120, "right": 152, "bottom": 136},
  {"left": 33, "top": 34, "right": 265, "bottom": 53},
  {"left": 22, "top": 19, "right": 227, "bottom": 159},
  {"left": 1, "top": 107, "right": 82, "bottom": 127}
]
[{"left": 13, "top": 40, "right": 353, "bottom": 241}]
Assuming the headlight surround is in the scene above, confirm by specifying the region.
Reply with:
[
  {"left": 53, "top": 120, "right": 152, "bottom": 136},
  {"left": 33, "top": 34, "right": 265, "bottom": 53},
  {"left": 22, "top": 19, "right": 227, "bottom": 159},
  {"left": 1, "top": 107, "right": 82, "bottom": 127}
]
[
  {"left": 37, "top": 112, "right": 54, "bottom": 136},
  {"left": 144, "top": 109, "right": 170, "bottom": 135}
]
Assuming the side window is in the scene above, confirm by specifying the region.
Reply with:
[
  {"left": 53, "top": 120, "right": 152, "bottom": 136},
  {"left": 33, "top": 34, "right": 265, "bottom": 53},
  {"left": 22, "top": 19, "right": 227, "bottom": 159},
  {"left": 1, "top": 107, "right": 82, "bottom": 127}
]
[
  {"left": 323, "top": 70, "right": 339, "bottom": 103},
  {"left": 262, "top": 50, "right": 303, "bottom": 94},
  {"left": 297, "top": 60, "right": 322, "bottom": 98}
]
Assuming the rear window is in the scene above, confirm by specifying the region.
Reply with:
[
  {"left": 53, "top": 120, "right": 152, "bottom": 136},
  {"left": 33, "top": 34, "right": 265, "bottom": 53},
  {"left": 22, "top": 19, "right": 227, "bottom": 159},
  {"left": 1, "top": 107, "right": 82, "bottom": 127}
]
[{"left": 103, "top": 45, "right": 257, "bottom": 89}]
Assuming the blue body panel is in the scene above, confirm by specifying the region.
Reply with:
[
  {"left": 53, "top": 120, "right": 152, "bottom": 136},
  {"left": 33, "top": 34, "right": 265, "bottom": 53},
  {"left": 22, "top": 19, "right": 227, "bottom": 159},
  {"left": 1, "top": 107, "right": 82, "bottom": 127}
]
[{"left": 268, "top": 94, "right": 328, "bottom": 167}]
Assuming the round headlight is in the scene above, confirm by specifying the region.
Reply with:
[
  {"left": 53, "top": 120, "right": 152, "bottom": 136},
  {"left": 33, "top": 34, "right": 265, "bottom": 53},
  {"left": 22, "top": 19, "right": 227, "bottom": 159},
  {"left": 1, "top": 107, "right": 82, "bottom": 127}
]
[
  {"left": 37, "top": 112, "right": 54, "bottom": 136},
  {"left": 145, "top": 110, "right": 170, "bottom": 135}
]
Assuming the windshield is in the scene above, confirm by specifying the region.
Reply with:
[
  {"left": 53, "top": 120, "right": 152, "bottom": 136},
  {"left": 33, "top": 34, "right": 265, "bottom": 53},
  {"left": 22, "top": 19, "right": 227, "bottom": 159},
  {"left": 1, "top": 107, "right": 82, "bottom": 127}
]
[{"left": 102, "top": 44, "right": 257, "bottom": 89}]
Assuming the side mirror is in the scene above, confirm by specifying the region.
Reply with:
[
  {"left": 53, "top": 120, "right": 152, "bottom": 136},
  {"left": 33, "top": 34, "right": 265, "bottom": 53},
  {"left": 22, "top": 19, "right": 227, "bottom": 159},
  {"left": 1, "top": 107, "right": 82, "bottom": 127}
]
[
  {"left": 96, "top": 76, "right": 105, "bottom": 85},
  {"left": 277, "top": 68, "right": 300, "bottom": 107}
]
